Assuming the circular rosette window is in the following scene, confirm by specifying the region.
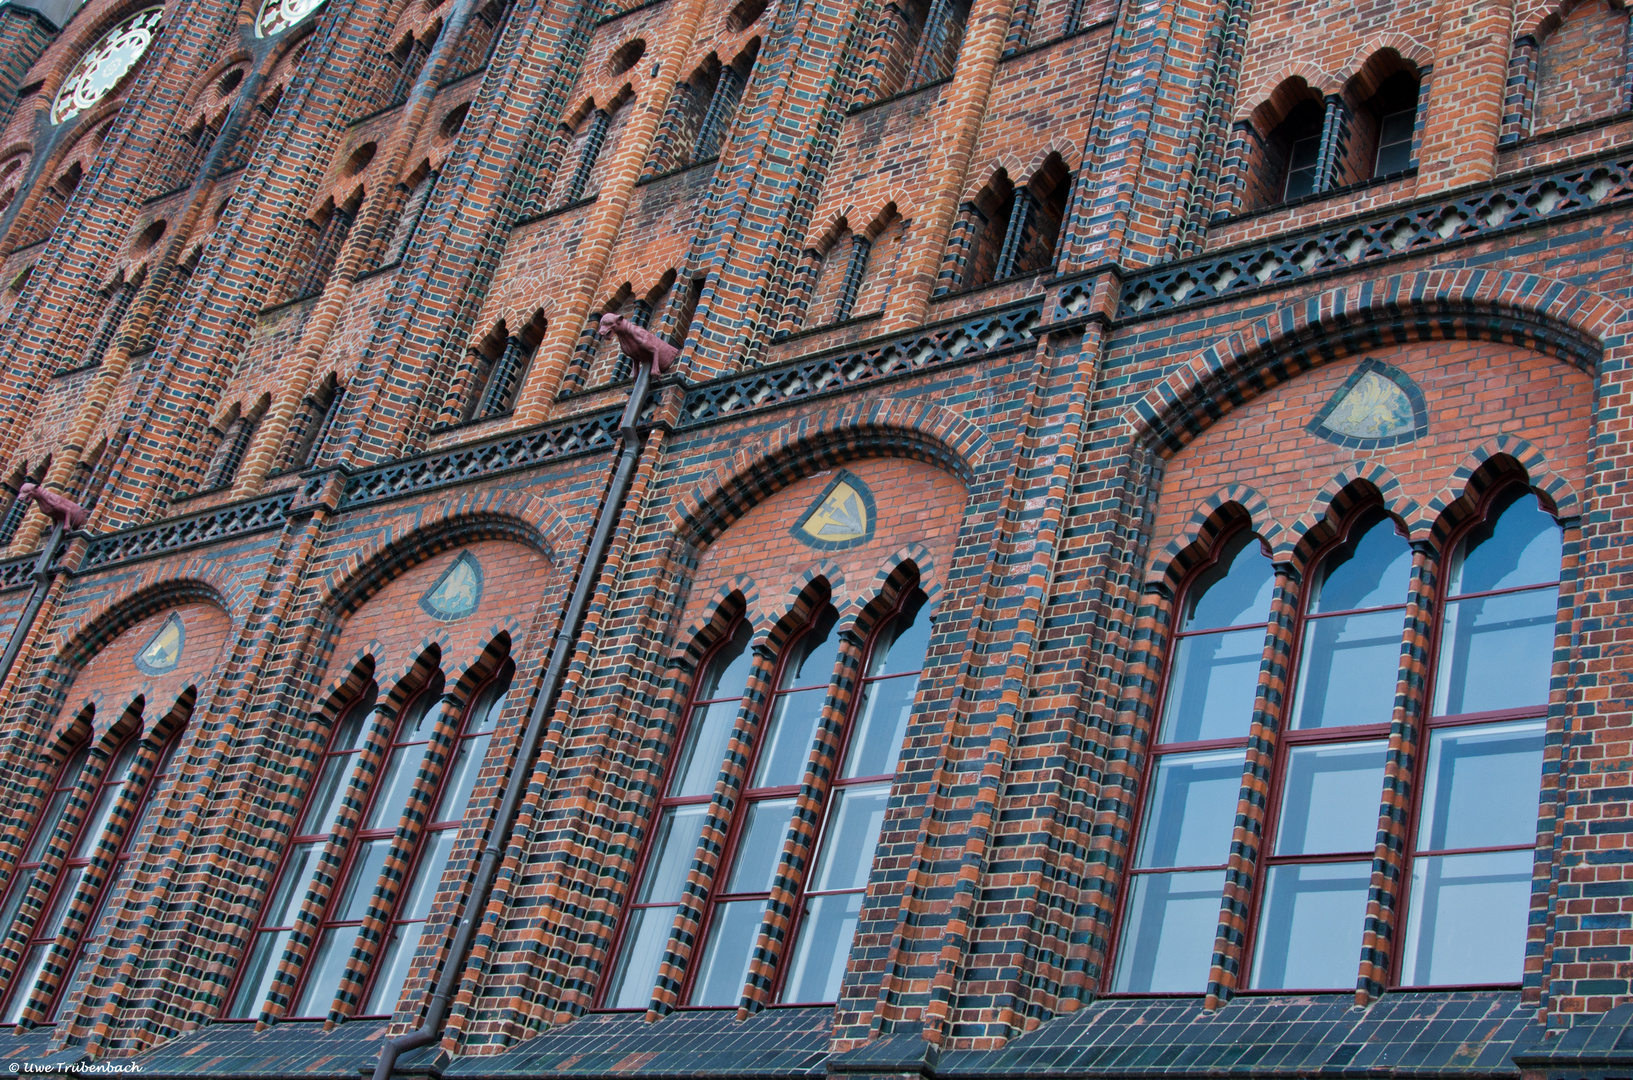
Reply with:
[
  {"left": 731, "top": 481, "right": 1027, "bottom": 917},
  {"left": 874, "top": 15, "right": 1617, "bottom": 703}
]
[
  {"left": 256, "top": 0, "right": 327, "bottom": 38},
  {"left": 51, "top": 6, "right": 164, "bottom": 125}
]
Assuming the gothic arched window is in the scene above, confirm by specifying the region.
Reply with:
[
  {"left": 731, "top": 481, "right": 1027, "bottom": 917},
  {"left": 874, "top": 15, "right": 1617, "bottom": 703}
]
[
  {"left": 1112, "top": 486, "right": 1560, "bottom": 996},
  {"left": 0, "top": 716, "right": 182, "bottom": 1022},
  {"left": 602, "top": 581, "right": 934, "bottom": 1010}
]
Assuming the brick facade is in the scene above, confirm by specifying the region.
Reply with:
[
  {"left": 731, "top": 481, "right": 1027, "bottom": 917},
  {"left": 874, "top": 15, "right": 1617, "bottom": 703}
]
[{"left": 0, "top": 0, "right": 1624, "bottom": 1073}]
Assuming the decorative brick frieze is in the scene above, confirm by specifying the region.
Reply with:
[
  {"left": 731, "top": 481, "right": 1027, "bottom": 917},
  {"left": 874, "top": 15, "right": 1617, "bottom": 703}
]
[
  {"left": 79, "top": 493, "right": 296, "bottom": 571},
  {"left": 1115, "top": 149, "right": 1633, "bottom": 320}
]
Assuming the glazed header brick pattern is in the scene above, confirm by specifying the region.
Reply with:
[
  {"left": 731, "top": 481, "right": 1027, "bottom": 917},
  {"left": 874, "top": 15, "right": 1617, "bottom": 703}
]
[{"left": 0, "top": 0, "right": 1630, "bottom": 1068}]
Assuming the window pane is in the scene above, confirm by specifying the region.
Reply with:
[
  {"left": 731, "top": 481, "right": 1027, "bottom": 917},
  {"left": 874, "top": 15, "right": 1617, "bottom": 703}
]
[
  {"left": 671, "top": 699, "right": 740, "bottom": 798},
  {"left": 399, "top": 830, "right": 457, "bottom": 922},
  {"left": 779, "top": 608, "right": 839, "bottom": 690},
  {"left": 396, "top": 675, "right": 445, "bottom": 742},
  {"left": 466, "top": 671, "right": 512, "bottom": 735},
  {"left": 809, "top": 784, "right": 890, "bottom": 893},
  {"left": 1433, "top": 589, "right": 1556, "bottom": 717},
  {"left": 868, "top": 592, "right": 931, "bottom": 678},
  {"left": 1417, "top": 720, "right": 1545, "bottom": 851},
  {"left": 1135, "top": 749, "right": 1244, "bottom": 869},
  {"left": 1450, "top": 491, "right": 1561, "bottom": 595},
  {"left": 1400, "top": 849, "right": 1531, "bottom": 986},
  {"left": 367, "top": 742, "right": 428, "bottom": 829},
  {"left": 635, "top": 805, "right": 709, "bottom": 904},
  {"left": 1111, "top": 870, "right": 1224, "bottom": 993},
  {"left": 1250, "top": 862, "right": 1369, "bottom": 990},
  {"left": 330, "top": 692, "right": 377, "bottom": 752},
  {"left": 725, "top": 798, "right": 796, "bottom": 893},
  {"left": 298, "top": 752, "right": 357, "bottom": 836},
  {"left": 1160, "top": 629, "right": 1264, "bottom": 743},
  {"left": 1291, "top": 610, "right": 1404, "bottom": 730},
  {"left": 334, "top": 838, "right": 391, "bottom": 921},
  {"left": 689, "top": 899, "right": 764, "bottom": 1006},
  {"left": 783, "top": 892, "right": 864, "bottom": 1003},
  {"left": 228, "top": 928, "right": 290, "bottom": 1018},
  {"left": 293, "top": 926, "right": 352, "bottom": 1016},
  {"left": 40, "top": 865, "right": 86, "bottom": 937},
  {"left": 604, "top": 905, "right": 675, "bottom": 1009},
  {"left": 4, "top": 945, "right": 50, "bottom": 1022},
  {"left": 75, "top": 741, "right": 139, "bottom": 858},
  {"left": 264, "top": 842, "right": 322, "bottom": 927},
  {"left": 1375, "top": 109, "right": 1414, "bottom": 175},
  {"left": 434, "top": 731, "right": 492, "bottom": 822},
  {"left": 1284, "top": 136, "right": 1320, "bottom": 199},
  {"left": 846, "top": 673, "right": 918, "bottom": 779},
  {"left": 1307, "top": 512, "right": 1410, "bottom": 614},
  {"left": 1181, "top": 531, "right": 1273, "bottom": 632},
  {"left": 26, "top": 790, "right": 71, "bottom": 862},
  {"left": 0, "top": 868, "right": 37, "bottom": 939},
  {"left": 695, "top": 622, "right": 753, "bottom": 702},
  {"left": 754, "top": 688, "right": 825, "bottom": 788},
  {"left": 1274, "top": 741, "right": 1386, "bottom": 855},
  {"left": 364, "top": 921, "right": 425, "bottom": 1016}
]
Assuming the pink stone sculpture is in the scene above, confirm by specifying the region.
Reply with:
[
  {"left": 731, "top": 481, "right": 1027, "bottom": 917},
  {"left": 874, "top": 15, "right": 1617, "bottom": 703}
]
[
  {"left": 17, "top": 483, "right": 88, "bottom": 530},
  {"left": 598, "top": 312, "right": 679, "bottom": 377}
]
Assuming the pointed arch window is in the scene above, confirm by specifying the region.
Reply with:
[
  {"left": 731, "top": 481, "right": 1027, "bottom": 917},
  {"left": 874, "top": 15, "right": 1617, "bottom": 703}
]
[
  {"left": 231, "top": 654, "right": 513, "bottom": 1021},
  {"left": 1112, "top": 528, "right": 1273, "bottom": 993},
  {"left": 602, "top": 580, "right": 935, "bottom": 1010},
  {"left": 0, "top": 716, "right": 182, "bottom": 1023},
  {"left": 289, "top": 670, "right": 446, "bottom": 1016},
  {"left": 228, "top": 686, "right": 378, "bottom": 1018},
  {"left": 1112, "top": 486, "right": 1561, "bottom": 996},
  {"left": 1402, "top": 486, "right": 1559, "bottom": 986}
]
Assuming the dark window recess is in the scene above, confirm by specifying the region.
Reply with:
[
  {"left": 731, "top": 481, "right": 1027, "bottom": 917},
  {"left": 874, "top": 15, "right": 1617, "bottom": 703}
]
[{"left": 1283, "top": 134, "right": 1321, "bottom": 200}]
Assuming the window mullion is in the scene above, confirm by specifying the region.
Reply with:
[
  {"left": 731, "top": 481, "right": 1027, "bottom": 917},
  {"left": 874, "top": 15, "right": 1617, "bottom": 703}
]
[
  {"left": 267, "top": 703, "right": 397, "bottom": 1021},
  {"left": 654, "top": 646, "right": 778, "bottom": 1016},
  {"left": 1360, "top": 540, "right": 1439, "bottom": 998},
  {"left": 748, "top": 634, "right": 866, "bottom": 1010},
  {"left": 0, "top": 755, "right": 83, "bottom": 1000},
  {"left": 42, "top": 735, "right": 170, "bottom": 1022},
  {"left": 0, "top": 744, "right": 114, "bottom": 1021},
  {"left": 1210, "top": 560, "right": 1300, "bottom": 1006},
  {"left": 339, "top": 694, "right": 464, "bottom": 1017}
]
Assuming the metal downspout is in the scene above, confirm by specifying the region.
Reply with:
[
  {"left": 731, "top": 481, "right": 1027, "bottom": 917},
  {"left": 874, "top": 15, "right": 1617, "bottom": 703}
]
[
  {"left": 370, "top": 364, "right": 653, "bottom": 1080},
  {"left": 0, "top": 521, "right": 66, "bottom": 693}
]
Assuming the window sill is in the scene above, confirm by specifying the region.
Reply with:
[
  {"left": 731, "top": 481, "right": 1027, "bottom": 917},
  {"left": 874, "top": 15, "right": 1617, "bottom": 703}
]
[
  {"left": 514, "top": 194, "right": 598, "bottom": 229},
  {"left": 598, "top": 0, "right": 667, "bottom": 25},
  {"left": 847, "top": 74, "right": 953, "bottom": 117},
  {"left": 998, "top": 18, "right": 1113, "bottom": 62},
  {"left": 355, "top": 258, "right": 403, "bottom": 283},
  {"left": 637, "top": 154, "right": 720, "bottom": 187},
  {"left": 1212, "top": 167, "right": 1418, "bottom": 228},
  {"left": 1500, "top": 106, "right": 1633, "bottom": 151}
]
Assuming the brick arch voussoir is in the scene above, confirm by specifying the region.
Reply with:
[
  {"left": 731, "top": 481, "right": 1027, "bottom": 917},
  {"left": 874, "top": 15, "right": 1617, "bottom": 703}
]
[
  {"left": 1338, "top": 35, "right": 1434, "bottom": 85},
  {"left": 373, "top": 629, "right": 457, "bottom": 694},
  {"left": 767, "top": 560, "right": 847, "bottom": 632},
  {"left": 1421, "top": 435, "right": 1580, "bottom": 548},
  {"left": 671, "top": 576, "right": 760, "bottom": 672},
  {"left": 857, "top": 543, "right": 942, "bottom": 616},
  {"left": 1283, "top": 462, "right": 1422, "bottom": 566},
  {"left": 1524, "top": 0, "right": 1626, "bottom": 40},
  {"left": 1021, "top": 138, "right": 1081, "bottom": 183},
  {"left": 1125, "top": 271, "right": 1620, "bottom": 458},
  {"left": 668, "top": 399, "right": 985, "bottom": 551},
  {"left": 48, "top": 576, "right": 234, "bottom": 680},
  {"left": 959, "top": 152, "right": 1027, "bottom": 206},
  {"left": 1150, "top": 483, "right": 1282, "bottom": 584},
  {"left": 1237, "top": 62, "right": 1341, "bottom": 127},
  {"left": 320, "top": 494, "right": 571, "bottom": 617}
]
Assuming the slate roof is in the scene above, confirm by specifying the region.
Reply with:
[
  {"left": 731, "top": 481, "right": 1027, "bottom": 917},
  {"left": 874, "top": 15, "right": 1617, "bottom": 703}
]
[{"left": 11, "top": 991, "right": 1569, "bottom": 1079}]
